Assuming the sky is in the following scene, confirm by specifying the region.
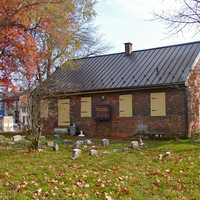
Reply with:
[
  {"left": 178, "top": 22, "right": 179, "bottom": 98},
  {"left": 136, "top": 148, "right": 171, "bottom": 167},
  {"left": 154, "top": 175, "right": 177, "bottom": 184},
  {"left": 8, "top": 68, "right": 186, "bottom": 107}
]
[{"left": 94, "top": 0, "right": 200, "bottom": 53}]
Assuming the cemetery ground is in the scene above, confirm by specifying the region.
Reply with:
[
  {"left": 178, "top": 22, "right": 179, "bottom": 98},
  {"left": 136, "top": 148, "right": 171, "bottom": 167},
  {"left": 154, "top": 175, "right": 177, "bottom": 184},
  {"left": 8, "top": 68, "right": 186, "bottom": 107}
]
[{"left": 0, "top": 137, "right": 200, "bottom": 200}]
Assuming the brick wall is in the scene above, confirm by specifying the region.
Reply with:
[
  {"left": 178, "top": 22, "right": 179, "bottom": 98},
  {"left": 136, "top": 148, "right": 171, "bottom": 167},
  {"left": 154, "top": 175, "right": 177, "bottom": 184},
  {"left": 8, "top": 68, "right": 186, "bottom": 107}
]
[
  {"left": 187, "top": 59, "right": 200, "bottom": 137},
  {"left": 44, "top": 88, "right": 187, "bottom": 138}
]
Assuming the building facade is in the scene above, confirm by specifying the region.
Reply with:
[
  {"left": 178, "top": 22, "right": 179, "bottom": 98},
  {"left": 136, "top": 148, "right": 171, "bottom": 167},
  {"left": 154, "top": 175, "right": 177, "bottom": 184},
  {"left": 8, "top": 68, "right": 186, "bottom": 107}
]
[{"left": 40, "top": 41, "right": 200, "bottom": 138}]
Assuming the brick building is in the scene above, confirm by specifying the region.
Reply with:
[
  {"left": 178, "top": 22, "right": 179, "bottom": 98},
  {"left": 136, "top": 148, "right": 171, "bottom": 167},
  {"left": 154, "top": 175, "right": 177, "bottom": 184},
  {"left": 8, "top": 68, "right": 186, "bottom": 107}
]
[{"left": 41, "top": 41, "right": 200, "bottom": 138}]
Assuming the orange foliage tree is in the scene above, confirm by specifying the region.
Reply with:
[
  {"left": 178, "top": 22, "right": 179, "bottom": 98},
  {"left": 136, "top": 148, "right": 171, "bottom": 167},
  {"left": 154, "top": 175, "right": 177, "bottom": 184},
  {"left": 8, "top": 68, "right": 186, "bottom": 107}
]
[
  {"left": 0, "top": 0, "right": 96, "bottom": 86},
  {"left": 0, "top": 0, "right": 98, "bottom": 148}
]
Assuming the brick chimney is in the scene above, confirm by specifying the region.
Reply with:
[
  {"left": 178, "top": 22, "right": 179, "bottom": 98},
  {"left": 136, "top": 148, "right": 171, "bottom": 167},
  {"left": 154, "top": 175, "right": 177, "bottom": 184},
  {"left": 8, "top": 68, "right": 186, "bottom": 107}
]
[{"left": 124, "top": 42, "right": 132, "bottom": 55}]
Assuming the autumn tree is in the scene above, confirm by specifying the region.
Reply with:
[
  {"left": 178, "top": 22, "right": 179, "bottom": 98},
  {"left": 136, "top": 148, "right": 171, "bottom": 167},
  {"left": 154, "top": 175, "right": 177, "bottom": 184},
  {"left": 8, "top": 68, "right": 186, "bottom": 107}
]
[
  {"left": 0, "top": 0, "right": 104, "bottom": 149},
  {"left": 155, "top": 0, "right": 200, "bottom": 35}
]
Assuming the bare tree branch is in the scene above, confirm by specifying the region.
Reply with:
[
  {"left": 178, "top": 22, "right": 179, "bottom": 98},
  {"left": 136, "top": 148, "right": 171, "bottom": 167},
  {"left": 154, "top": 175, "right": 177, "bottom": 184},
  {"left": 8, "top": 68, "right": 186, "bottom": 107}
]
[{"left": 155, "top": 0, "right": 200, "bottom": 35}]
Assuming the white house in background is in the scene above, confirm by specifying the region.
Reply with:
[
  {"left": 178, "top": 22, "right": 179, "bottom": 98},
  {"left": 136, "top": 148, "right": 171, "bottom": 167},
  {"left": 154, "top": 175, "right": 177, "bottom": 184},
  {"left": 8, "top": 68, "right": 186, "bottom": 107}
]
[
  {"left": 19, "top": 95, "right": 29, "bottom": 128},
  {"left": 2, "top": 116, "right": 14, "bottom": 132}
]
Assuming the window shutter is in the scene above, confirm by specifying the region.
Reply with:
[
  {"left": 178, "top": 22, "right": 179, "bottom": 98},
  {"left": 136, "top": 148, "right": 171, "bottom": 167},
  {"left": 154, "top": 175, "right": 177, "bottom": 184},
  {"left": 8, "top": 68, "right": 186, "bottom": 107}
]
[
  {"left": 150, "top": 93, "right": 166, "bottom": 116},
  {"left": 58, "top": 99, "right": 70, "bottom": 126},
  {"left": 40, "top": 100, "right": 48, "bottom": 119},
  {"left": 81, "top": 97, "right": 92, "bottom": 117},
  {"left": 119, "top": 95, "right": 133, "bottom": 117}
]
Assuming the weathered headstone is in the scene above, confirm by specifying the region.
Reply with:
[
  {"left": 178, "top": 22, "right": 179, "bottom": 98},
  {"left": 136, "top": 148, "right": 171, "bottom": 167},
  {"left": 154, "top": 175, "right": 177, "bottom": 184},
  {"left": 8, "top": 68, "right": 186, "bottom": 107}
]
[
  {"left": 138, "top": 137, "right": 144, "bottom": 147},
  {"left": 165, "top": 151, "right": 171, "bottom": 156},
  {"left": 89, "top": 149, "right": 98, "bottom": 156},
  {"left": 159, "top": 151, "right": 171, "bottom": 160},
  {"left": 54, "top": 128, "right": 68, "bottom": 134},
  {"left": 129, "top": 141, "right": 139, "bottom": 149},
  {"left": 47, "top": 141, "right": 54, "bottom": 147},
  {"left": 13, "top": 135, "right": 23, "bottom": 142},
  {"left": 53, "top": 142, "right": 59, "bottom": 151},
  {"left": 3, "top": 116, "right": 14, "bottom": 132},
  {"left": 159, "top": 154, "right": 163, "bottom": 160},
  {"left": 69, "top": 123, "right": 77, "bottom": 136},
  {"left": 78, "top": 140, "right": 84, "bottom": 145},
  {"left": 101, "top": 139, "right": 109, "bottom": 147},
  {"left": 85, "top": 139, "right": 92, "bottom": 145},
  {"left": 72, "top": 148, "right": 81, "bottom": 160},
  {"left": 78, "top": 130, "right": 85, "bottom": 137}
]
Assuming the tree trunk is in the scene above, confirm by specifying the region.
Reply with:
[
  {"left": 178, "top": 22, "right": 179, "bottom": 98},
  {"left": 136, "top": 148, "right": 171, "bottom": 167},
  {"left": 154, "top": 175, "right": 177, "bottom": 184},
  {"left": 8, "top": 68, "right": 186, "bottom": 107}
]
[
  {"left": 30, "top": 88, "right": 42, "bottom": 151},
  {"left": 47, "top": 55, "right": 51, "bottom": 78}
]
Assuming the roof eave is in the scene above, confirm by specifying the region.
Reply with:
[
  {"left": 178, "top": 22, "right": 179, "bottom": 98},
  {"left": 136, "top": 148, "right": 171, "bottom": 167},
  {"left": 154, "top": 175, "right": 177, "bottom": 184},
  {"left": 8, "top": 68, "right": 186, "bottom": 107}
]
[{"left": 45, "top": 82, "right": 186, "bottom": 97}]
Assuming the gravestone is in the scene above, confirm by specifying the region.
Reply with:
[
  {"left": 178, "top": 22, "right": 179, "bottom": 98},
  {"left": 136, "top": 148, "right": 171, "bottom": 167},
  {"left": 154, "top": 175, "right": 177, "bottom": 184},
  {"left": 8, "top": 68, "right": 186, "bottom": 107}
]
[
  {"left": 13, "top": 135, "right": 23, "bottom": 142},
  {"left": 47, "top": 141, "right": 54, "bottom": 147},
  {"left": 3, "top": 116, "right": 14, "bottom": 132},
  {"left": 78, "top": 130, "right": 85, "bottom": 137},
  {"left": 53, "top": 142, "right": 59, "bottom": 151},
  {"left": 54, "top": 128, "right": 68, "bottom": 134},
  {"left": 69, "top": 124, "right": 77, "bottom": 136},
  {"left": 101, "top": 139, "right": 109, "bottom": 147},
  {"left": 73, "top": 140, "right": 84, "bottom": 148},
  {"left": 72, "top": 148, "right": 81, "bottom": 160},
  {"left": 138, "top": 137, "right": 144, "bottom": 147},
  {"left": 89, "top": 149, "right": 98, "bottom": 156},
  {"left": 159, "top": 152, "right": 171, "bottom": 160},
  {"left": 85, "top": 139, "right": 92, "bottom": 145},
  {"left": 129, "top": 141, "right": 139, "bottom": 149}
]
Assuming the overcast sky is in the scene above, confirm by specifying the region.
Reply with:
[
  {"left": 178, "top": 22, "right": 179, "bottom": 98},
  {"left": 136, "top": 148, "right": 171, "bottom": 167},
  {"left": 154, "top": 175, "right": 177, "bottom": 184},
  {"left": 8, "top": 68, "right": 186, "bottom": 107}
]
[{"left": 94, "top": 0, "right": 200, "bottom": 53}]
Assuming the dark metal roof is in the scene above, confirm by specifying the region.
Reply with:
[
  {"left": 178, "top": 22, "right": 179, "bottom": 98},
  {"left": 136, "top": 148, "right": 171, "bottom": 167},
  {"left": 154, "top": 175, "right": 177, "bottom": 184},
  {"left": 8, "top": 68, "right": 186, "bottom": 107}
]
[{"left": 48, "top": 41, "right": 200, "bottom": 93}]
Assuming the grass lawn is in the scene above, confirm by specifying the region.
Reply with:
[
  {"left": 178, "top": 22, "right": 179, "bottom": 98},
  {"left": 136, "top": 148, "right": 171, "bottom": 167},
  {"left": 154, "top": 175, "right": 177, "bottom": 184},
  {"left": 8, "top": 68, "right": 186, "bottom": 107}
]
[{"left": 0, "top": 139, "right": 200, "bottom": 200}]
